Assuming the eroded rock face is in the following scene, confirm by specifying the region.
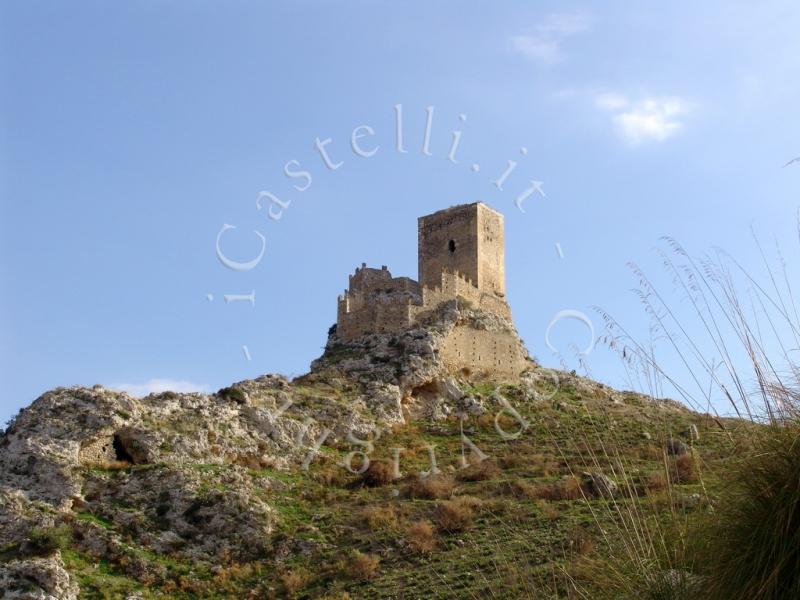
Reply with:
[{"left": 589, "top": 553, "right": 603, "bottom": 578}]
[
  {"left": 79, "top": 464, "right": 276, "bottom": 563},
  {"left": 0, "top": 301, "right": 693, "bottom": 597},
  {"left": 311, "top": 300, "right": 533, "bottom": 389},
  {"left": 0, "top": 552, "right": 79, "bottom": 600}
]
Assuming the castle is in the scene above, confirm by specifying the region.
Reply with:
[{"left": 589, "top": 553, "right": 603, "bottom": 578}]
[{"left": 334, "top": 202, "right": 529, "bottom": 378}]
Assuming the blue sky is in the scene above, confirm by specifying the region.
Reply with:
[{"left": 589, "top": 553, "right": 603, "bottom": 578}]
[{"left": 2, "top": 1, "right": 800, "bottom": 424}]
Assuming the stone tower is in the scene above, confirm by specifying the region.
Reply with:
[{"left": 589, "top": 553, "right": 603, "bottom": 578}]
[
  {"left": 418, "top": 202, "right": 506, "bottom": 297},
  {"left": 332, "top": 201, "right": 529, "bottom": 378}
]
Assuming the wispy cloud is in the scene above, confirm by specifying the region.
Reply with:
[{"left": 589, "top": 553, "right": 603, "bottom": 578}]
[
  {"left": 595, "top": 93, "right": 692, "bottom": 145},
  {"left": 511, "top": 11, "right": 592, "bottom": 66},
  {"left": 108, "top": 378, "right": 210, "bottom": 397}
]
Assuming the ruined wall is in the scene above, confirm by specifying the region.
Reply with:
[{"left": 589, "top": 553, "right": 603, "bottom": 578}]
[
  {"left": 412, "top": 269, "right": 511, "bottom": 321},
  {"left": 438, "top": 325, "right": 528, "bottom": 379},
  {"left": 335, "top": 203, "right": 518, "bottom": 370},
  {"left": 337, "top": 265, "right": 420, "bottom": 340},
  {"left": 78, "top": 435, "right": 117, "bottom": 464}
]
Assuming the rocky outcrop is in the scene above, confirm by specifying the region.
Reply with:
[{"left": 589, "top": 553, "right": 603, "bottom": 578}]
[
  {"left": 0, "top": 552, "right": 79, "bottom": 600},
  {"left": 0, "top": 300, "right": 695, "bottom": 597}
]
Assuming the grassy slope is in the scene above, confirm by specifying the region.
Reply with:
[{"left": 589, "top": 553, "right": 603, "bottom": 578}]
[{"left": 56, "top": 379, "right": 747, "bottom": 599}]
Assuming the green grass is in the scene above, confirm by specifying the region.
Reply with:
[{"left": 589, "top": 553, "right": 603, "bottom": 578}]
[
  {"left": 39, "top": 379, "right": 746, "bottom": 599},
  {"left": 75, "top": 512, "right": 115, "bottom": 530}
]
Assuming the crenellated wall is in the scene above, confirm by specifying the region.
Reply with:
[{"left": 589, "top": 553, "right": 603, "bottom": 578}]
[
  {"left": 336, "top": 264, "right": 419, "bottom": 340},
  {"left": 337, "top": 267, "right": 514, "bottom": 340},
  {"left": 333, "top": 203, "right": 529, "bottom": 377}
]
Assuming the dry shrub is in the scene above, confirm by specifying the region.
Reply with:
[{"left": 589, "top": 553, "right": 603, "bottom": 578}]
[
  {"left": 408, "top": 474, "right": 454, "bottom": 499},
  {"left": 532, "top": 476, "right": 583, "bottom": 501},
  {"left": 504, "top": 478, "right": 538, "bottom": 499},
  {"left": 361, "top": 460, "right": 396, "bottom": 487},
  {"left": 453, "top": 494, "right": 484, "bottom": 511},
  {"left": 314, "top": 464, "right": 349, "bottom": 487},
  {"left": 636, "top": 444, "right": 663, "bottom": 461},
  {"left": 345, "top": 550, "right": 380, "bottom": 581},
  {"left": 476, "top": 413, "right": 495, "bottom": 429},
  {"left": 434, "top": 498, "right": 475, "bottom": 532},
  {"left": 280, "top": 567, "right": 310, "bottom": 597},
  {"left": 672, "top": 453, "right": 698, "bottom": 483},
  {"left": 498, "top": 452, "right": 527, "bottom": 469},
  {"left": 362, "top": 505, "right": 399, "bottom": 531},
  {"left": 569, "top": 527, "right": 595, "bottom": 556},
  {"left": 499, "top": 451, "right": 556, "bottom": 475},
  {"left": 458, "top": 460, "right": 500, "bottom": 482},
  {"left": 481, "top": 497, "right": 510, "bottom": 514},
  {"left": 645, "top": 471, "right": 668, "bottom": 492},
  {"left": 535, "top": 459, "right": 559, "bottom": 478},
  {"left": 406, "top": 520, "right": 437, "bottom": 553},
  {"left": 536, "top": 499, "right": 560, "bottom": 520},
  {"left": 495, "top": 412, "right": 522, "bottom": 432}
]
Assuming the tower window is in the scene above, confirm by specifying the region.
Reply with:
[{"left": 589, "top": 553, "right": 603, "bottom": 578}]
[{"left": 448, "top": 239, "right": 456, "bottom": 253}]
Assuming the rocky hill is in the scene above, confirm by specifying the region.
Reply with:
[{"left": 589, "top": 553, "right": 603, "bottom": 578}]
[{"left": 0, "top": 301, "right": 736, "bottom": 599}]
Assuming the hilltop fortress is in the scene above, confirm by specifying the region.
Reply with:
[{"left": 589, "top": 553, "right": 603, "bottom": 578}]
[{"left": 332, "top": 202, "right": 529, "bottom": 379}]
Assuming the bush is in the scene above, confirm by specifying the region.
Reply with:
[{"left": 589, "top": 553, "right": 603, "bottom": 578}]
[
  {"left": 408, "top": 474, "right": 454, "bottom": 499},
  {"left": 695, "top": 425, "right": 800, "bottom": 600},
  {"left": 362, "top": 505, "right": 399, "bottom": 531},
  {"left": 27, "top": 525, "right": 72, "bottom": 555},
  {"left": 645, "top": 471, "right": 668, "bottom": 492},
  {"left": 531, "top": 476, "right": 583, "bottom": 501},
  {"left": 671, "top": 454, "right": 697, "bottom": 484},
  {"left": 569, "top": 526, "right": 595, "bottom": 556},
  {"left": 434, "top": 498, "right": 475, "bottom": 532},
  {"left": 280, "top": 567, "right": 310, "bottom": 597},
  {"left": 361, "top": 460, "right": 396, "bottom": 487},
  {"left": 217, "top": 386, "right": 247, "bottom": 405},
  {"left": 345, "top": 550, "right": 380, "bottom": 581},
  {"left": 406, "top": 520, "right": 437, "bottom": 553},
  {"left": 457, "top": 460, "right": 500, "bottom": 482},
  {"left": 536, "top": 499, "right": 560, "bottom": 520}
]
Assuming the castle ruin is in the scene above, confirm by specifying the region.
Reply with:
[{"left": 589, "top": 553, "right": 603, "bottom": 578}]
[{"left": 334, "top": 202, "right": 529, "bottom": 378}]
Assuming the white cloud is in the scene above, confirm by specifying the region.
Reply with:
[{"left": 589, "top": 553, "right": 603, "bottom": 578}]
[
  {"left": 511, "top": 11, "right": 592, "bottom": 66},
  {"left": 595, "top": 94, "right": 692, "bottom": 145},
  {"left": 108, "top": 378, "right": 210, "bottom": 397}
]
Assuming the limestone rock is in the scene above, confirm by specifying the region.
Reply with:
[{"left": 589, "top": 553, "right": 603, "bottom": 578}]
[
  {"left": 581, "top": 471, "right": 619, "bottom": 499},
  {"left": 666, "top": 439, "right": 690, "bottom": 456},
  {"left": 0, "top": 552, "right": 79, "bottom": 600}
]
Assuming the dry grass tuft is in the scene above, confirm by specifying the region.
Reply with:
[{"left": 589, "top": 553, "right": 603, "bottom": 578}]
[
  {"left": 434, "top": 497, "right": 476, "bottom": 532},
  {"left": 457, "top": 460, "right": 500, "bottom": 482},
  {"left": 345, "top": 550, "right": 380, "bottom": 581},
  {"left": 536, "top": 499, "right": 561, "bottom": 520},
  {"left": 406, "top": 519, "right": 437, "bottom": 553},
  {"left": 361, "top": 460, "right": 396, "bottom": 487},
  {"left": 672, "top": 454, "right": 698, "bottom": 484},
  {"left": 408, "top": 474, "right": 454, "bottom": 499},
  {"left": 532, "top": 476, "right": 584, "bottom": 501},
  {"left": 361, "top": 505, "right": 400, "bottom": 531},
  {"left": 279, "top": 567, "right": 310, "bottom": 597},
  {"left": 645, "top": 471, "right": 668, "bottom": 492}
]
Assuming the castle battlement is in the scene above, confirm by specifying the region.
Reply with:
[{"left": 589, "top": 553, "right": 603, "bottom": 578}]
[
  {"left": 335, "top": 202, "right": 513, "bottom": 330},
  {"left": 332, "top": 202, "right": 527, "bottom": 377}
]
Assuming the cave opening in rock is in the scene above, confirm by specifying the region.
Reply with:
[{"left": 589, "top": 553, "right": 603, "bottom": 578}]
[{"left": 112, "top": 434, "right": 135, "bottom": 463}]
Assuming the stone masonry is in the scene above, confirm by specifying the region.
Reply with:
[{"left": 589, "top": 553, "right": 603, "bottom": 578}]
[{"left": 335, "top": 202, "right": 529, "bottom": 378}]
